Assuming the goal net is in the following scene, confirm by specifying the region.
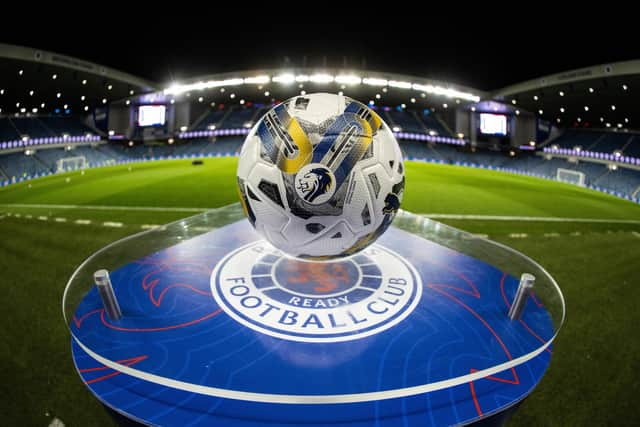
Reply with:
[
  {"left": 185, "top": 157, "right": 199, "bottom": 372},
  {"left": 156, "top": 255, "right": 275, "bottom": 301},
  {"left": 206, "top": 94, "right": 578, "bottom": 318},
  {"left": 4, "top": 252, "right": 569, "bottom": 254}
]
[
  {"left": 556, "top": 168, "right": 586, "bottom": 186},
  {"left": 57, "top": 155, "right": 87, "bottom": 172}
]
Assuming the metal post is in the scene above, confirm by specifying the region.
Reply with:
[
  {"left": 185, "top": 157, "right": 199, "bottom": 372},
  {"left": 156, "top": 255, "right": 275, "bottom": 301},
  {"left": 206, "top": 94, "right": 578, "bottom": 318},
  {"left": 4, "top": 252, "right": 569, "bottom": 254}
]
[
  {"left": 508, "top": 273, "right": 535, "bottom": 320},
  {"left": 94, "top": 269, "right": 122, "bottom": 320}
]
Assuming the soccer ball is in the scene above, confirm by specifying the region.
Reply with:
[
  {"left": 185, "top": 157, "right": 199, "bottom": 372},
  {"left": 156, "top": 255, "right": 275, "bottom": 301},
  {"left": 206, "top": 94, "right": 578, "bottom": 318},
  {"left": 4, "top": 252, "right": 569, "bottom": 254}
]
[{"left": 237, "top": 93, "right": 404, "bottom": 259}]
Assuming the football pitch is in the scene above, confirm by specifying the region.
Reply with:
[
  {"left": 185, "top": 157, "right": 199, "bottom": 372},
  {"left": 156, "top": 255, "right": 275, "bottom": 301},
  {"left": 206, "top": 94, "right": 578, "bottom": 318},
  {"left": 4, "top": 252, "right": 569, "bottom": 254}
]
[{"left": 1, "top": 158, "right": 639, "bottom": 426}]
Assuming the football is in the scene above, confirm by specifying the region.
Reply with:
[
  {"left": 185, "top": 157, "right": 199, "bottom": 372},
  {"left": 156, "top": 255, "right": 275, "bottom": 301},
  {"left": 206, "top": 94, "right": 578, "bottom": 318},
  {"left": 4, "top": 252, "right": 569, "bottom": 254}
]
[{"left": 236, "top": 93, "right": 405, "bottom": 259}]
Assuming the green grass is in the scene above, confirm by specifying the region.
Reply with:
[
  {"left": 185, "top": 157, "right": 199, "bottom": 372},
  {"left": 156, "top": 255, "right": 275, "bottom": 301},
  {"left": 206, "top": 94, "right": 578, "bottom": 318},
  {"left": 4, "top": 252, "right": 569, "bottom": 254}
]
[{"left": 1, "top": 158, "right": 639, "bottom": 426}]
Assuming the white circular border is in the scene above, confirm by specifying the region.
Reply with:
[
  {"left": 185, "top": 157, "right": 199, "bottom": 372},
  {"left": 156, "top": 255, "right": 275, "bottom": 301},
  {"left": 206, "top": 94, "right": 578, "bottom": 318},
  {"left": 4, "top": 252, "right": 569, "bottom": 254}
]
[{"left": 210, "top": 241, "right": 423, "bottom": 343}]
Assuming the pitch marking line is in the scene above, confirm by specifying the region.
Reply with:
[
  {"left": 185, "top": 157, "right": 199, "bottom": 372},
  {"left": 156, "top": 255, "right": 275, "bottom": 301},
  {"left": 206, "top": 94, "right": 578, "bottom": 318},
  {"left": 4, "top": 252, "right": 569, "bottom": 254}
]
[
  {"left": 103, "top": 221, "right": 123, "bottom": 228},
  {"left": 54, "top": 217, "right": 67, "bottom": 223},
  {"left": 422, "top": 213, "right": 640, "bottom": 225},
  {"left": 0, "top": 203, "right": 206, "bottom": 213},
  {"left": 632, "top": 231, "right": 640, "bottom": 238},
  {"left": 75, "top": 219, "right": 92, "bottom": 225},
  {"left": 509, "top": 233, "right": 528, "bottom": 238}
]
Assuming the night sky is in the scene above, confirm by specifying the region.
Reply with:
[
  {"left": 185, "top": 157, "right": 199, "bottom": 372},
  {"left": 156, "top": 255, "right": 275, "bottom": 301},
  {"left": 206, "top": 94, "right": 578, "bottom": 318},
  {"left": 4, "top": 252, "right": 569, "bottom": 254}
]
[{"left": 3, "top": 25, "right": 639, "bottom": 91}]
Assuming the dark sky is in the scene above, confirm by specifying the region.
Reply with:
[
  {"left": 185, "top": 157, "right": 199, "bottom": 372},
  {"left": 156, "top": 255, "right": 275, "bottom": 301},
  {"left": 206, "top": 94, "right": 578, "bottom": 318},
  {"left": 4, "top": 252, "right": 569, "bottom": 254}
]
[{"left": 3, "top": 25, "right": 639, "bottom": 91}]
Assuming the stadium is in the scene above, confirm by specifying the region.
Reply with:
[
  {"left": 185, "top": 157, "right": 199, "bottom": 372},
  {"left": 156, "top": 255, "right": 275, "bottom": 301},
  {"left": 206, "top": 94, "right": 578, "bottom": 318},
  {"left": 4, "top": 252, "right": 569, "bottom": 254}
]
[{"left": 1, "top": 37, "right": 639, "bottom": 426}]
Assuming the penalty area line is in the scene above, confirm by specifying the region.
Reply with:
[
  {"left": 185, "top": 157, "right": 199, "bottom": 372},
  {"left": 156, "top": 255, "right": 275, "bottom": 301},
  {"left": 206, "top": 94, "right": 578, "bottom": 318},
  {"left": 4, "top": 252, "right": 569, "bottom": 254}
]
[
  {"left": 421, "top": 213, "right": 640, "bottom": 225},
  {"left": 0, "top": 203, "right": 208, "bottom": 213}
]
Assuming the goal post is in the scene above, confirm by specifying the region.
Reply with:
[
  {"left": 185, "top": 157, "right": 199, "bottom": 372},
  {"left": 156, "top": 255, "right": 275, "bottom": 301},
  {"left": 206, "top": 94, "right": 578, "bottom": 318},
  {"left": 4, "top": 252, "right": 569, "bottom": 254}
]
[
  {"left": 57, "top": 156, "right": 87, "bottom": 172},
  {"left": 556, "top": 168, "right": 586, "bottom": 186}
]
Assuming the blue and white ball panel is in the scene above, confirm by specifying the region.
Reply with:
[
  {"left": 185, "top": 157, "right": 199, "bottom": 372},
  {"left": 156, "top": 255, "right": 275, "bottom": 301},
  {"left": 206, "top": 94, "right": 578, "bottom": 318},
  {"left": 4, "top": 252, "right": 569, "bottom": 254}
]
[{"left": 71, "top": 221, "right": 554, "bottom": 426}]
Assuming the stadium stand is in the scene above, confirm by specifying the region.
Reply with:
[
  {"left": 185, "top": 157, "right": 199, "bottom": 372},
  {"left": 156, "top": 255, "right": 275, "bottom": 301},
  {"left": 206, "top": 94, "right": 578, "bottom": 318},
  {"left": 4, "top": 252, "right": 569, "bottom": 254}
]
[{"left": 1, "top": 109, "right": 639, "bottom": 202}]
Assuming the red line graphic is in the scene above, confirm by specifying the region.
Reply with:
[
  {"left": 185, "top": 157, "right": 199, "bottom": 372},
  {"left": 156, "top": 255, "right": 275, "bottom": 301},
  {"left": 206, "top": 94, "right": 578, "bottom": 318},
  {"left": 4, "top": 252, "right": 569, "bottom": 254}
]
[
  {"left": 428, "top": 271, "right": 520, "bottom": 419},
  {"left": 80, "top": 355, "right": 148, "bottom": 384}
]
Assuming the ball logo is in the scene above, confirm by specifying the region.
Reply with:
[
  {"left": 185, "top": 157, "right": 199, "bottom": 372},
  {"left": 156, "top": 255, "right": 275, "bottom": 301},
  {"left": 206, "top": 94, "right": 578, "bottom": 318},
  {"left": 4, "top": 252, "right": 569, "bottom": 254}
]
[
  {"left": 295, "top": 163, "right": 335, "bottom": 205},
  {"left": 211, "top": 241, "right": 422, "bottom": 342}
]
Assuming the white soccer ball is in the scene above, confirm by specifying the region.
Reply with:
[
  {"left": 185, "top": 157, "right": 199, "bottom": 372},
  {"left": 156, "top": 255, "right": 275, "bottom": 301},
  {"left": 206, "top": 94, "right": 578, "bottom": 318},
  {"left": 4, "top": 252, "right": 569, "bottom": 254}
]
[{"left": 237, "top": 93, "right": 404, "bottom": 259}]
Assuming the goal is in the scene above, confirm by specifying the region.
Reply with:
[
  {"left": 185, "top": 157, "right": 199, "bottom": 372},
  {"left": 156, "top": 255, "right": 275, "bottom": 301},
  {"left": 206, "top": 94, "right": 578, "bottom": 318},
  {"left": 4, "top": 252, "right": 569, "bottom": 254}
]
[
  {"left": 57, "top": 156, "right": 87, "bottom": 172},
  {"left": 556, "top": 168, "right": 586, "bottom": 186}
]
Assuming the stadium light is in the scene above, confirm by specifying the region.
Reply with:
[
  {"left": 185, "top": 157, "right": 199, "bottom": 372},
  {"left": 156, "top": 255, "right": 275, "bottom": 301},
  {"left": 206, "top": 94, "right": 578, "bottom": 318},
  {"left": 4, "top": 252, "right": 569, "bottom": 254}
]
[
  {"left": 471, "top": 106, "right": 476, "bottom": 111},
  {"left": 611, "top": 105, "right": 616, "bottom": 110},
  {"left": 20, "top": 108, "right": 26, "bottom": 113},
  {"left": 130, "top": 90, "right": 135, "bottom": 95},
  {"left": 625, "top": 118, "right": 629, "bottom": 123},
  {"left": 125, "top": 100, "right": 130, "bottom": 105},
  {"left": 198, "top": 97, "right": 204, "bottom": 102},
  {"left": 41, "top": 103, "right": 45, "bottom": 108},
  {"left": 29, "top": 90, "right": 34, "bottom": 96},
  {"left": 295, "top": 75, "right": 310, "bottom": 82},
  {"left": 560, "top": 107, "right": 565, "bottom": 113},
  {"left": 244, "top": 75, "right": 270, "bottom": 84},
  {"left": 511, "top": 99, "right": 517, "bottom": 104},
  {"left": 335, "top": 75, "right": 361, "bottom": 84},
  {"left": 16, "top": 102, "right": 20, "bottom": 107},
  {"left": 310, "top": 74, "right": 334, "bottom": 83},
  {"left": 82, "top": 79, "right": 87, "bottom": 85},
  {"left": 180, "top": 126, "right": 188, "bottom": 132},
  {"left": 584, "top": 106, "right": 589, "bottom": 111},
  {"left": 0, "top": 89, "right": 3, "bottom": 95},
  {"left": 392, "top": 126, "right": 401, "bottom": 132},
  {"left": 108, "top": 85, "right": 113, "bottom": 90},
  {"left": 56, "top": 93, "right": 61, "bottom": 98},
  {"left": 84, "top": 106, "right": 89, "bottom": 111},
  {"left": 264, "top": 91, "right": 270, "bottom": 96},
  {"left": 411, "top": 98, "right": 416, "bottom": 103},
  {"left": 389, "top": 80, "right": 412, "bottom": 89},
  {"left": 533, "top": 95, "right": 538, "bottom": 101},
  {"left": 589, "top": 87, "right": 594, "bottom": 93},
  {"left": 538, "top": 109, "right": 543, "bottom": 115},
  {"left": 168, "top": 138, "right": 174, "bottom": 144},
  {"left": 230, "top": 93, "right": 236, "bottom": 99},
  {"left": 559, "top": 91, "right": 564, "bottom": 96},
  {"left": 300, "top": 90, "right": 307, "bottom": 95},
  {"left": 102, "top": 98, "right": 107, "bottom": 104},
  {"left": 338, "top": 91, "right": 344, "bottom": 96},
  {"left": 108, "top": 130, "right": 115, "bottom": 136},
  {"left": 515, "top": 110, "right": 520, "bottom": 115},
  {"left": 18, "top": 69, "right": 23, "bottom": 76},
  {"left": 363, "top": 77, "right": 388, "bottom": 86},
  {"left": 272, "top": 74, "right": 296, "bottom": 84}
]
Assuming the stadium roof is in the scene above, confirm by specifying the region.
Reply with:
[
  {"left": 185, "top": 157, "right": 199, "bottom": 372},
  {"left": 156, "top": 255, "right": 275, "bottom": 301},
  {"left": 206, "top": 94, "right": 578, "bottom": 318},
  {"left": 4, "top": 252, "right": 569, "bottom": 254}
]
[
  {"left": 0, "top": 43, "right": 157, "bottom": 117},
  {"left": 491, "top": 60, "right": 640, "bottom": 131}
]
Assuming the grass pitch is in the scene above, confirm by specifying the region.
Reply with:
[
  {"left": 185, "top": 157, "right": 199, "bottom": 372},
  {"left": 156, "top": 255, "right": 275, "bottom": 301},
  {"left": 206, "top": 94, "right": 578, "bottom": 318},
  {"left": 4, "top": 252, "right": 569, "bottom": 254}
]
[{"left": 1, "top": 158, "right": 639, "bottom": 426}]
